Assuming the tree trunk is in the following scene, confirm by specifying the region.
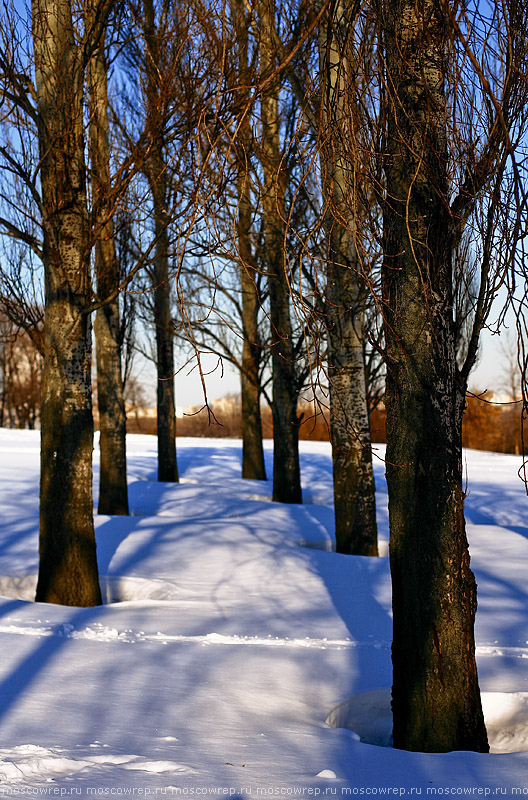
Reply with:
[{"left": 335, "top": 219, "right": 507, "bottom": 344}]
[
  {"left": 382, "top": 0, "right": 488, "bottom": 752},
  {"left": 240, "top": 361, "right": 266, "bottom": 480},
  {"left": 327, "top": 249, "right": 378, "bottom": 555},
  {"left": 88, "top": 35, "right": 129, "bottom": 516},
  {"left": 33, "top": 0, "right": 101, "bottom": 606},
  {"left": 232, "top": 0, "right": 267, "bottom": 482},
  {"left": 143, "top": 0, "right": 178, "bottom": 483},
  {"left": 152, "top": 201, "right": 178, "bottom": 483},
  {"left": 260, "top": 0, "right": 302, "bottom": 503},
  {"left": 240, "top": 250, "right": 267, "bottom": 480},
  {"left": 320, "top": 0, "right": 378, "bottom": 555}
]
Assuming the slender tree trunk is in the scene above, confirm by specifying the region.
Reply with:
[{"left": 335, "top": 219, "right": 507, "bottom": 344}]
[
  {"left": 240, "top": 360, "right": 266, "bottom": 479},
  {"left": 232, "top": 0, "right": 267, "bottom": 481},
  {"left": 382, "top": 0, "right": 488, "bottom": 752},
  {"left": 143, "top": 0, "right": 178, "bottom": 483},
  {"left": 88, "top": 36, "right": 129, "bottom": 516},
  {"left": 33, "top": 0, "right": 101, "bottom": 606},
  {"left": 260, "top": 0, "right": 302, "bottom": 503},
  {"left": 152, "top": 189, "right": 178, "bottom": 483},
  {"left": 320, "top": 0, "right": 378, "bottom": 555},
  {"left": 239, "top": 240, "right": 266, "bottom": 480}
]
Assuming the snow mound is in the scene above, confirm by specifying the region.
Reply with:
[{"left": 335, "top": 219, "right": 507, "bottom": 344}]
[
  {"left": 0, "top": 745, "right": 192, "bottom": 783},
  {"left": 326, "top": 689, "right": 528, "bottom": 753},
  {"left": 378, "top": 541, "right": 389, "bottom": 557},
  {"left": 326, "top": 690, "right": 393, "bottom": 748},
  {"left": 0, "top": 575, "right": 180, "bottom": 604},
  {"left": 0, "top": 745, "right": 93, "bottom": 782},
  {"left": 481, "top": 692, "right": 528, "bottom": 753}
]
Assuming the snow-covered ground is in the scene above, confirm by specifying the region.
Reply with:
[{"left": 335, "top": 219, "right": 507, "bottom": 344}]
[{"left": 0, "top": 429, "right": 527, "bottom": 796}]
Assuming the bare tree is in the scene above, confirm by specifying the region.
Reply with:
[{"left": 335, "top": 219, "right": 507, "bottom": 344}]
[
  {"left": 88, "top": 21, "right": 129, "bottom": 515},
  {"left": 230, "top": 0, "right": 267, "bottom": 481},
  {"left": 31, "top": 0, "right": 115, "bottom": 605},
  {"left": 177, "top": 0, "right": 311, "bottom": 495},
  {"left": 123, "top": 0, "right": 222, "bottom": 482},
  {"left": 138, "top": 0, "right": 180, "bottom": 482},
  {"left": 259, "top": 0, "right": 302, "bottom": 503},
  {"left": 260, "top": 0, "right": 381, "bottom": 544},
  {"left": 374, "top": 0, "right": 528, "bottom": 751},
  {"left": 319, "top": 0, "right": 378, "bottom": 554}
]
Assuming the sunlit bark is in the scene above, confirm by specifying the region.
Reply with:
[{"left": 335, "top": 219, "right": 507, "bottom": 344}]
[{"left": 320, "top": 0, "right": 378, "bottom": 554}]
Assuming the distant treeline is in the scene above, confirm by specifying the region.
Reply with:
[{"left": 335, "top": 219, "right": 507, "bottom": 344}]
[{"left": 126, "top": 394, "right": 524, "bottom": 456}]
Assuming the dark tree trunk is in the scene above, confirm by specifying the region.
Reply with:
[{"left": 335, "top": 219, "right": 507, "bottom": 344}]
[
  {"left": 240, "top": 274, "right": 267, "bottom": 481},
  {"left": 240, "top": 367, "right": 266, "bottom": 480},
  {"left": 89, "top": 36, "right": 129, "bottom": 516},
  {"left": 382, "top": 0, "right": 488, "bottom": 752},
  {"left": 152, "top": 206, "right": 178, "bottom": 484},
  {"left": 232, "top": 0, "right": 267, "bottom": 482},
  {"left": 143, "top": 0, "right": 178, "bottom": 484},
  {"left": 320, "top": 0, "right": 378, "bottom": 555},
  {"left": 33, "top": 0, "right": 102, "bottom": 606},
  {"left": 260, "top": 0, "right": 302, "bottom": 503}
]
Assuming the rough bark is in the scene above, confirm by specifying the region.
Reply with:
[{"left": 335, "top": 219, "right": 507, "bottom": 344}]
[
  {"left": 143, "top": 0, "right": 178, "bottom": 483},
  {"left": 33, "top": 0, "right": 102, "bottom": 606},
  {"left": 320, "top": 0, "right": 378, "bottom": 555},
  {"left": 382, "top": 0, "right": 488, "bottom": 752},
  {"left": 260, "top": 0, "right": 302, "bottom": 503},
  {"left": 232, "top": 0, "right": 267, "bottom": 482},
  {"left": 327, "top": 241, "right": 378, "bottom": 555},
  {"left": 88, "top": 37, "right": 129, "bottom": 516}
]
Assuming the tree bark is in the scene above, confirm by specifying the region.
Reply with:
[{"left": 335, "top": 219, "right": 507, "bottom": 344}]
[
  {"left": 260, "top": 0, "right": 302, "bottom": 503},
  {"left": 88, "top": 35, "right": 129, "bottom": 516},
  {"left": 327, "top": 238, "right": 378, "bottom": 555},
  {"left": 33, "top": 0, "right": 102, "bottom": 606},
  {"left": 320, "top": 0, "right": 378, "bottom": 555},
  {"left": 382, "top": 0, "right": 488, "bottom": 752},
  {"left": 232, "top": 0, "right": 267, "bottom": 482},
  {"left": 143, "top": 0, "right": 178, "bottom": 483}
]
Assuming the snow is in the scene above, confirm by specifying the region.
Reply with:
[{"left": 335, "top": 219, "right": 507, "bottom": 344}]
[
  {"left": 0, "top": 430, "right": 527, "bottom": 795},
  {"left": 325, "top": 690, "right": 528, "bottom": 754}
]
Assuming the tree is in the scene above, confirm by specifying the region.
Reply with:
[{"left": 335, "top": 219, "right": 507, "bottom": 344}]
[
  {"left": 140, "top": 0, "right": 179, "bottom": 483},
  {"left": 1, "top": 0, "right": 132, "bottom": 522},
  {"left": 376, "top": 0, "right": 528, "bottom": 751},
  {"left": 88, "top": 22, "right": 129, "bottom": 515},
  {"left": 177, "top": 0, "right": 270, "bottom": 480},
  {"left": 230, "top": 0, "right": 267, "bottom": 481},
  {"left": 381, "top": 0, "right": 487, "bottom": 752},
  {"left": 263, "top": 0, "right": 380, "bottom": 541},
  {"left": 31, "top": 0, "right": 113, "bottom": 605},
  {"left": 319, "top": 0, "right": 378, "bottom": 555},
  {"left": 124, "top": 0, "right": 217, "bottom": 484},
  {"left": 259, "top": 0, "right": 302, "bottom": 503},
  {"left": 176, "top": 0, "right": 313, "bottom": 496}
]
